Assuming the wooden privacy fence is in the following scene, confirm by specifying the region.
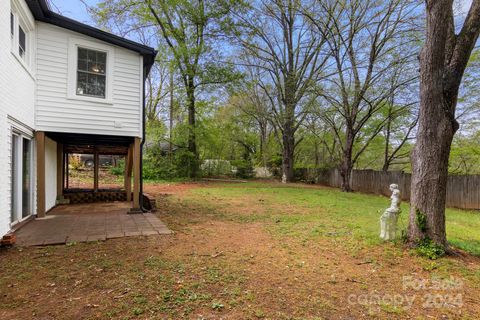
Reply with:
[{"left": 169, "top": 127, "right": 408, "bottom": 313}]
[{"left": 294, "top": 168, "right": 480, "bottom": 210}]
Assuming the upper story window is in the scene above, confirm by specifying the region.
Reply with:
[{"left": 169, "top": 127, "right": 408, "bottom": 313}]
[
  {"left": 10, "top": 13, "right": 14, "bottom": 38},
  {"left": 18, "top": 25, "right": 26, "bottom": 58},
  {"left": 76, "top": 47, "right": 107, "bottom": 98},
  {"left": 10, "top": 0, "right": 34, "bottom": 70},
  {"left": 68, "top": 38, "right": 114, "bottom": 104}
]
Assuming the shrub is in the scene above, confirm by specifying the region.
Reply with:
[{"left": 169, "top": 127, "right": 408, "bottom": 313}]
[
  {"left": 175, "top": 150, "right": 198, "bottom": 178},
  {"left": 69, "top": 155, "right": 82, "bottom": 170},
  {"left": 141, "top": 146, "right": 198, "bottom": 180},
  {"left": 109, "top": 159, "right": 125, "bottom": 176},
  {"left": 231, "top": 159, "right": 254, "bottom": 179},
  {"left": 143, "top": 156, "right": 177, "bottom": 180},
  {"left": 416, "top": 238, "right": 446, "bottom": 260}
]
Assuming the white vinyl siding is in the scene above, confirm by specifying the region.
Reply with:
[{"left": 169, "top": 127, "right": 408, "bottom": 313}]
[
  {"left": 35, "top": 22, "right": 143, "bottom": 137},
  {"left": 10, "top": 0, "right": 35, "bottom": 73},
  {"left": 45, "top": 137, "right": 57, "bottom": 211},
  {"left": 0, "top": 0, "right": 36, "bottom": 236}
]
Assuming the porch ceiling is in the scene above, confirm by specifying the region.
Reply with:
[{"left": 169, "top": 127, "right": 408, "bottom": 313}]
[
  {"left": 46, "top": 132, "right": 134, "bottom": 154},
  {"left": 65, "top": 144, "right": 129, "bottom": 155}
]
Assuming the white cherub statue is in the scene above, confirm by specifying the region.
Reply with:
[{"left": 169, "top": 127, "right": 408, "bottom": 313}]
[{"left": 380, "top": 183, "right": 401, "bottom": 241}]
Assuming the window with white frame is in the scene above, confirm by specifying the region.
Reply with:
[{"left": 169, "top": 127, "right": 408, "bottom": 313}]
[
  {"left": 68, "top": 38, "right": 114, "bottom": 103},
  {"left": 18, "top": 25, "right": 26, "bottom": 58},
  {"left": 10, "top": 12, "right": 14, "bottom": 39},
  {"left": 10, "top": 1, "right": 34, "bottom": 67},
  {"left": 76, "top": 47, "right": 107, "bottom": 98}
]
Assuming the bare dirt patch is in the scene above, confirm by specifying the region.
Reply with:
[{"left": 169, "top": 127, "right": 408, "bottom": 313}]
[
  {"left": 145, "top": 181, "right": 207, "bottom": 196},
  {"left": 148, "top": 181, "right": 480, "bottom": 319},
  {"left": 1, "top": 181, "right": 479, "bottom": 319}
]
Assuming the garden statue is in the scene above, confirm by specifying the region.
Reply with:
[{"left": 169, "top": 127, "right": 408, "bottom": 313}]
[{"left": 380, "top": 184, "right": 401, "bottom": 241}]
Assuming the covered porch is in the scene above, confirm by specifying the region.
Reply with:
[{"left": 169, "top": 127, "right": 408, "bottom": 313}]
[
  {"left": 35, "top": 131, "right": 144, "bottom": 216},
  {"left": 10, "top": 131, "right": 172, "bottom": 246}
]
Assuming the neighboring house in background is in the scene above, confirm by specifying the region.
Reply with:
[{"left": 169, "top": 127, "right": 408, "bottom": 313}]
[
  {"left": 144, "top": 140, "right": 179, "bottom": 156},
  {"left": 0, "top": 0, "right": 157, "bottom": 237}
]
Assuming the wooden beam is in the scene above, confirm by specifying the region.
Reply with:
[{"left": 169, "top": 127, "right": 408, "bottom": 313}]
[
  {"left": 56, "top": 143, "right": 63, "bottom": 197},
  {"left": 36, "top": 131, "right": 46, "bottom": 218},
  {"left": 65, "top": 152, "right": 69, "bottom": 190},
  {"left": 132, "top": 137, "right": 141, "bottom": 209},
  {"left": 94, "top": 151, "right": 99, "bottom": 192},
  {"left": 125, "top": 143, "right": 133, "bottom": 202}
]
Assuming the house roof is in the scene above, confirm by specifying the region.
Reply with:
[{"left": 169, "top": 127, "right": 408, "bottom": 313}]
[{"left": 25, "top": 0, "right": 157, "bottom": 75}]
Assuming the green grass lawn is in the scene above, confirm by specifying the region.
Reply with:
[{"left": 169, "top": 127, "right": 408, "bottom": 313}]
[
  {"left": 186, "top": 182, "right": 480, "bottom": 256},
  {"left": 1, "top": 180, "right": 479, "bottom": 319}
]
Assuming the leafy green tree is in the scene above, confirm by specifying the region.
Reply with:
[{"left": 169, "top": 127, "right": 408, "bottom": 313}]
[
  {"left": 92, "top": 0, "right": 244, "bottom": 178},
  {"left": 296, "top": 113, "right": 340, "bottom": 170},
  {"left": 147, "top": 0, "right": 246, "bottom": 177},
  {"left": 449, "top": 130, "right": 480, "bottom": 175},
  {"left": 228, "top": 76, "right": 274, "bottom": 168},
  {"left": 237, "top": 0, "right": 331, "bottom": 183},
  {"left": 311, "top": 0, "right": 420, "bottom": 191},
  {"left": 457, "top": 49, "right": 480, "bottom": 127},
  {"left": 449, "top": 50, "right": 480, "bottom": 176}
]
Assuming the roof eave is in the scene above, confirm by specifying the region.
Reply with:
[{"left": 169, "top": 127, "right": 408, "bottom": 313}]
[{"left": 26, "top": 0, "right": 157, "bottom": 76}]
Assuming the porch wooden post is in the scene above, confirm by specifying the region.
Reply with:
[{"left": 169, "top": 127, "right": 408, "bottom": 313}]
[
  {"left": 65, "top": 152, "right": 69, "bottom": 190},
  {"left": 94, "top": 149, "right": 99, "bottom": 192},
  {"left": 36, "top": 131, "right": 46, "bottom": 218},
  {"left": 56, "top": 143, "right": 63, "bottom": 197},
  {"left": 132, "top": 137, "right": 141, "bottom": 209},
  {"left": 124, "top": 143, "right": 133, "bottom": 202}
]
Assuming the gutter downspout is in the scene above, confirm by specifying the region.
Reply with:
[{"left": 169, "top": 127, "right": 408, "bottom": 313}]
[{"left": 140, "top": 65, "right": 148, "bottom": 212}]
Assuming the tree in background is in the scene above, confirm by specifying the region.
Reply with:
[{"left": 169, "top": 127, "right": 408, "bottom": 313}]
[
  {"left": 237, "top": 0, "right": 331, "bottom": 183},
  {"left": 408, "top": 0, "right": 480, "bottom": 249},
  {"left": 85, "top": 0, "right": 480, "bottom": 190},
  {"left": 457, "top": 49, "right": 480, "bottom": 127},
  {"left": 310, "top": 0, "right": 420, "bottom": 191},
  {"left": 145, "top": 0, "right": 244, "bottom": 177},
  {"left": 144, "top": 51, "right": 172, "bottom": 124},
  {"left": 380, "top": 65, "right": 419, "bottom": 171},
  {"left": 449, "top": 130, "right": 480, "bottom": 175},
  {"left": 92, "top": 0, "right": 244, "bottom": 178},
  {"left": 449, "top": 50, "right": 480, "bottom": 175},
  {"left": 229, "top": 81, "right": 273, "bottom": 168},
  {"left": 295, "top": 113, "right": 340, "bottom": 170}
]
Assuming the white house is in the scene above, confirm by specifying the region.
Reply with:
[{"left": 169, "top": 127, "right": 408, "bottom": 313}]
[{"left": 0, "top": 0, "right": 157, "bottom": 238}]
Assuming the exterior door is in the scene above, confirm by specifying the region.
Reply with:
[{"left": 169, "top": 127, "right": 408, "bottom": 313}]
[
  {"left": 10, "top": 133, "right": 33, "bottom": 224},
  {"left": 22, "top": 138, "right": 32, "bottom": 218},
  {"left": 10, "top": 134, "right": 19, "bottom": 223}
]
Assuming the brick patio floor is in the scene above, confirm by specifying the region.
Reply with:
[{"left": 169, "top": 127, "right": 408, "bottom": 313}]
[{"left": 14, "top": 202, "right": 172, "bottom": 246}]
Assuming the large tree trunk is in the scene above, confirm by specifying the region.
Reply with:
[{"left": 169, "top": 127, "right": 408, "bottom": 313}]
[
  {"left": 408, "top": 3, "right": 454, "bottom": 248},
  {"left": 186, "top": 77, "right": 199, "bottom": 178},
  {"left": 281, "top": 87, "right": 296, "bottom": 183},
  {"left": 259, "top": 122, "right": 267, "bottom": 168},
  {"left": 408, "top": 102, "right": 455, "bottom": 247},
  {"left": 340, "top": 153, "right": 353, "bottom": 192},
  {"left": 340, "top": 129, "right": 354, "bottom": 192},
  {"left": 408, "top": 0, "right": 480, "bottom": 249},
  {"left": 281, "top": 127, "right": 295, "bottom": 183}
]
